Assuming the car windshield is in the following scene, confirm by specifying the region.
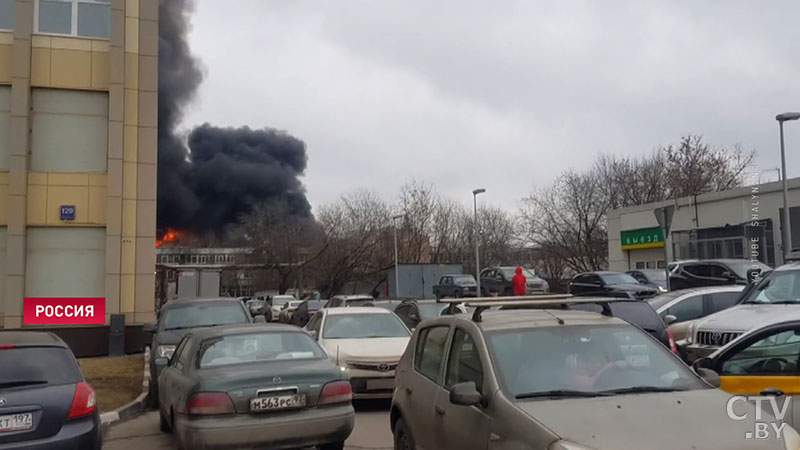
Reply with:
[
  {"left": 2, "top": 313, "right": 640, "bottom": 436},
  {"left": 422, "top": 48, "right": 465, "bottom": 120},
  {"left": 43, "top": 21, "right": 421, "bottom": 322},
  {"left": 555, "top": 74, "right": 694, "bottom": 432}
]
[
  {"left": 0, "top": 347, "right": 83, "bottom": 387},
  {"left": 639, "top": 270, "right": 666, "bottom": 281},
  {"left": 322, "top": 313, "right": 410, "bottom": 339},
  {"left": 162, "top": 303, "right": 249, "bottom": 330},
  {"left": 288, "top": 301, "right": 302, "bottom": 309},
  {"left": 741, "top": 269, "right": 800, "bottom": 304},
  {"left": 198, "top": 332, "right": 325, "bottom": 368},
  {"left": 272, "top": 296, "right": 294, "bottom": 307},
  {"left": 487, "top": 325, "right": 705, "bottom": 398},
  {"left": 453, "top": 275, "right": 476, "bottom": 285},
  {"left": 600, "top": 273, "right": 639, "bottom": 285},
  {"left": 344, "top": 298, "right": 373, "bottom": 306},
  {"left": 725, "top": 261, "right": 771, "bottom": 279}
]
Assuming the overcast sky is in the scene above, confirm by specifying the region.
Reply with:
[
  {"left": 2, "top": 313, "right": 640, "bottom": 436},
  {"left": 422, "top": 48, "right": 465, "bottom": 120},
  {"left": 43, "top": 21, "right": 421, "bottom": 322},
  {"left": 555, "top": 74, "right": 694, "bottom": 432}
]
[{"left": 185, "top": 0, "right": 800, "bottom": 213}]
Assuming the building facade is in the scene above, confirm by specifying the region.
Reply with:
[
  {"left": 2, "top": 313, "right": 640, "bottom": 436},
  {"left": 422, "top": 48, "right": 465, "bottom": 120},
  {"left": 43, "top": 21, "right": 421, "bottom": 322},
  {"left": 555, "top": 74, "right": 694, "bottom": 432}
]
[
  {"left": 608, "top": 177, "right": 800, "bottom": 272},
  {"left": 0, "top": 0, "right": 158, "bottom": 327}
]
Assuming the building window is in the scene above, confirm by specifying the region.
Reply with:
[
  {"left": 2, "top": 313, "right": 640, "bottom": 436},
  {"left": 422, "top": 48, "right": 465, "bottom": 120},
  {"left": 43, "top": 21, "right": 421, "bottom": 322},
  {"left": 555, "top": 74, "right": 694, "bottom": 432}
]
[
  {"left": 199, "top": 255, "right": 207, "bottom": 264},
  {"left": 226, "top": 254, "right": 235, "bottom": 263},
  {"left": 635, "top": 261, "right": 645, "bottom": 269},
  {"left": 36, "top": 0, "right": 110, "bottom": 39},
  {"left": 215, "top": 254, "right": 223, "bottom": 263},
  {"left": 26, "top": 227, "right": 105, "bottom": 297},
  {"left": 31, "top": 89, "right": 108, "bottom": 172},
  {"left": 646, "top": 261, "right": 655, "bottom": 269},
  {"left": 0, "top": 0, "right": 15, "bottom": 30},
  {"left": 657, "top": 260, "right": 666, "bottom": 269}
]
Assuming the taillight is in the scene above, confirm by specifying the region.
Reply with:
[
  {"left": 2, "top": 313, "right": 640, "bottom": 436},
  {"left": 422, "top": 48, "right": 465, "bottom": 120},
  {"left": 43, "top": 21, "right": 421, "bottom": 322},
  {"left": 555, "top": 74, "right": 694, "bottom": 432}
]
[
  {"left": 0, "top": 345, "right": 14, "bottom": 350},
  {"left": 667, "top": 328, "right": 678, "bottom": 354},
  {"left": 68, "top": 382, "right": 97, "bottom": 419},
  {"left": 318, "top": 381, "right": 352, "bottom": 405},
  {"left": 186, "top": 392, "right": 235, "bottom": 416}
]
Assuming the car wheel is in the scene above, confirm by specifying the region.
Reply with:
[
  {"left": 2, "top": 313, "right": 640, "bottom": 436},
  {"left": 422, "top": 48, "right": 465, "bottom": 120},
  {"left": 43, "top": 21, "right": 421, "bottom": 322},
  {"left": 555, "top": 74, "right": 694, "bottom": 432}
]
[
  {"left": 393, "top": 417, "right": 416, "bottom": 450},
  {"left": 319, "top": 441, "right": 345, "bottom": 450},
  {"left": 159, "top": 407, "right": 170, "bottom": 433},
  {"left": 148, "top": 382, "right": 159, "bottom": 409}
]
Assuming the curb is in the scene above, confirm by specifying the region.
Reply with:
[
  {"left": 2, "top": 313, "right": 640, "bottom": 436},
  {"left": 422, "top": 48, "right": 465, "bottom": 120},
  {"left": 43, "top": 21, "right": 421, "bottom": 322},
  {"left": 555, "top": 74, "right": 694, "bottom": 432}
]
[{"left": 100, "top": 346, "right": 151, "bottom": 430}]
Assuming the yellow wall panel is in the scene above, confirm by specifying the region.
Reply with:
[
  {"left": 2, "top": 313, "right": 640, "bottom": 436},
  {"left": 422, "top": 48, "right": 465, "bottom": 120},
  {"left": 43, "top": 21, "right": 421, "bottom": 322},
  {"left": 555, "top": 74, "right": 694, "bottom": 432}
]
[
  {"left": 91, "top": 51, "right": 110, "bottom": 90},
  {"left": 0, "top": 32, "right": 12, "bottom": 44},
  {"left": 26, "top": 185, "right": 47, "bottom": 224},
  {"left": 124, "top": 53, "right": 138, "bottom": 89},
  {"left": 0, "top": 172, "right": 10, "bottom": 183},
  {"left": 121, "top": 240, "right": 136, "bottom": 274},
  {"left": 124, "top": 89, "right": 138, "bottom": 125},
  {"left": 0, "top": 183, "right": 7, "bottom": 225},
  {"left": 88, "top": 186, "right": 106, "bottom": 223},
  {"left": 30, "top": 48, "right": 52, "bottom": 86},
  {"left": 120, "top": 273, "right": 135, "bottom": 313},
  {"left": 122, "top": 162, "right": 137, "bottom": 199},
  {"left": 89, "top": 174, "right": 107, "bottom": 186},
  {"left": 32, "top": 35, "right": 52, "bottom": 48},
  {"left": 48, "top": 173, "right": 89, "bottom": 186},
  {"left": 45, "top": 186, "right": 89, "bottom": 224},
  {"left": 123, "top": 125, "right": 138, "bottom": 162},
  {"left": 51, "top": 49, "right": 92, "bottom": 88},
  {"left": 125, "top": 18, "right": 139, "bottom": 53},
  {"left": 126, "top": 0, "right": 140, "bottom": 18},
  {"left": 0, "top": 44, "right": 11, "bottom": 84},
  {"left": 121, "top": 198, "right": 136, "bottom": 237},
  {"left": 91, "top": 41, "right": 110, "bottom": 52},
  {"left": 27, "top": 172, "right": 48, "bottom": 185},
  {"left": 51, "top": 37, "right": 92, "bottom": 51}
]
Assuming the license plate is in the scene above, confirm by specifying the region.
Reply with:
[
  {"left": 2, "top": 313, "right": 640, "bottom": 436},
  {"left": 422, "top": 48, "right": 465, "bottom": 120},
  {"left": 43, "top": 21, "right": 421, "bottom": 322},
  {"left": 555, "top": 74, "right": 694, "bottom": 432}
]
[
  {"left": 0, "top": 413, "right": 33, "bottom": 433},
  {"left": 250, "top": 394, "right": 306, "bottom": 412},
  {"left": 366, "top": 378, "right": 395, "bottom": 391}
]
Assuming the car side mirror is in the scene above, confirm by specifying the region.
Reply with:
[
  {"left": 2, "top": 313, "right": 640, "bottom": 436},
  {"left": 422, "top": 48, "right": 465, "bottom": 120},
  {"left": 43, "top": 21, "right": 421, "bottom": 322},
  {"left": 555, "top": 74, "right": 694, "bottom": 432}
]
[
  {"left": 694, "top": 367, "right": 721, "bottom": 388},
  {"left": 721, "top": 271, "right": 736, "bottom": 280},
  {"left": 154, "top": 357, "right": 169, "bottom": 367},
  {"left": 692, "top": 357, "right": 712, "bottom": 370},
  {"left": 143, "top": 323, "right": 156, "bottom": 333},
  {"left": 449, "top": 382, "right": 482, "bottom": 406},
  {"left": 254, "top": 315, "right": 267, "bottom": 324},
  {"left": 663, "top": 314, "right": 677, "bottom": 326}
]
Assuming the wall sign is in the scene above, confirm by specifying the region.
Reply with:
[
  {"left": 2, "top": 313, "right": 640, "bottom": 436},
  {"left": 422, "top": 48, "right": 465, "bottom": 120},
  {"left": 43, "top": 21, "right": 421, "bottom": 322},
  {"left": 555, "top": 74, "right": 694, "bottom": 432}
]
[
  {"left": 60, "top": 205, "right": 76, "bottom": 221},
  {"left": 621, "top": 227, "right": 664, "bottom": 250}
]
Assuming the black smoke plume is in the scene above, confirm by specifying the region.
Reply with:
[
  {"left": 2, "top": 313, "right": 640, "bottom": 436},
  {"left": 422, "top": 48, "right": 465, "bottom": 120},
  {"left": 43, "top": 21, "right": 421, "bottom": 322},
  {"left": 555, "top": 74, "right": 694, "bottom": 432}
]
[{"left": 157, "top": 0, "right": 310, "bottom": 233}]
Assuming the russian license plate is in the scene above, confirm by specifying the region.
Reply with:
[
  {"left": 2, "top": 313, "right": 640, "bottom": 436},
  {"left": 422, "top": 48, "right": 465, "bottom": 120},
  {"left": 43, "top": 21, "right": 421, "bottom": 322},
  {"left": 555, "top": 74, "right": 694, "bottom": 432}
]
[
  {"left": 250, "top": 394, "right": 306, "bottom": 412},
  {"left": 0, "top": 413, "right": 33, "bottom": 433},
  {"left": 366, "top": 378, "right": 394, "bottom": 391}
]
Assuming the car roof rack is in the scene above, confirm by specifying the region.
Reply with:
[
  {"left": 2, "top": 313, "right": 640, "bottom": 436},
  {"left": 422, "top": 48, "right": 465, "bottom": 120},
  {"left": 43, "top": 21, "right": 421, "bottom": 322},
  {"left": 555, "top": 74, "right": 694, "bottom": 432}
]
[{"left": 438, "top": 294, "right": 627, "bottom": 322}]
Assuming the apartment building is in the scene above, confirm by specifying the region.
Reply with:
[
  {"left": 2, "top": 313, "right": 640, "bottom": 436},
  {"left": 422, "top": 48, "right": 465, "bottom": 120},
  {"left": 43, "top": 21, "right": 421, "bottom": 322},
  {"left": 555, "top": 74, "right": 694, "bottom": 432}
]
[{"left": 0, "top": 0, "right": 158, "bottom": 327}]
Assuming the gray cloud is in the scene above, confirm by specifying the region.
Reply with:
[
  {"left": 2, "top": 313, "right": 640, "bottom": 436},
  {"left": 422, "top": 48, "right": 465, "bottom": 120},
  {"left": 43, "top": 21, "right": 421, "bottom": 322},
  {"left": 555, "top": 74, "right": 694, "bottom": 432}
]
[{"left": 185, "top": 0, "right": 800, "bottom": 211}]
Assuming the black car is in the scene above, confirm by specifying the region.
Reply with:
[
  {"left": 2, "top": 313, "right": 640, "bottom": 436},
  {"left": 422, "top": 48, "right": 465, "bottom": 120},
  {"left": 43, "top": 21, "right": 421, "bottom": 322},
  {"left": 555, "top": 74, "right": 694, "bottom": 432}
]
[
  {"left": 568, "top": 271, "right": 658, "bottom": 299},
  {"left": 0, "top": 332, "right": 102, "bottom": 449},
  {"left": 626, "top": 269, "right": 668, "bottom": 292},
  {"left": 145, "top": 297, "right": 262, "bottom": 407},
  {"left": 668, "top": 259, "right": 772, "bottom": 291}
]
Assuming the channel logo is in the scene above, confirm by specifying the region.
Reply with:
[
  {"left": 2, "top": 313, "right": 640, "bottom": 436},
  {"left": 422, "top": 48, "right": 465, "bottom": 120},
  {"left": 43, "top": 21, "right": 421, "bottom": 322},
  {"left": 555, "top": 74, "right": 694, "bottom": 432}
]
[{"left": 23, "top": 298, "right": 106, "bottom": 325}]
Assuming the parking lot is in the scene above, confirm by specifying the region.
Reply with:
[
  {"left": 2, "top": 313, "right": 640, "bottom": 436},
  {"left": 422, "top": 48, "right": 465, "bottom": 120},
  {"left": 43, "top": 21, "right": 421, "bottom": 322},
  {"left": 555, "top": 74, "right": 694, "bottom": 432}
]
[{"left": 104, "top": 400, "right": 391, "bottom": 450}]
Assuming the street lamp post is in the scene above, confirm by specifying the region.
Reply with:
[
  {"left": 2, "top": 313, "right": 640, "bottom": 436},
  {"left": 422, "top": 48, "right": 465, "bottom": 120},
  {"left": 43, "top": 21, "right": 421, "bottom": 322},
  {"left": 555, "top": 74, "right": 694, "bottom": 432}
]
[
  {"left": 776, "top": 112, "right": 800, "bottom": 261},
  {"left": 472, "top": 188, "right": 486, "bottom": 296},
  {"left": 392, "top": 214, "right": 403, "bottom": 298}
]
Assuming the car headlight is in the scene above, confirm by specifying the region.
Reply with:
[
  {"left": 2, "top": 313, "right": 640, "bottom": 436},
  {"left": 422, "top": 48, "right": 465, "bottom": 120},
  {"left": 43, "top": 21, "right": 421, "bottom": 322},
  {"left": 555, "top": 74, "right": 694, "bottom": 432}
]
[
  {"left": 782, "top": 425, "right": 800, "bottom": 450},
  {"left": 156, "top": 345, "right": 176, "bottom": 358},
  {"left": 685, "top": 322, "right": 696, "bottom": 344},
  {"left": 549, "top": 441, "right": 598, "bottom": 450},
  {"left": 658, "top": 285, "right": 668, "bottom": 293}
]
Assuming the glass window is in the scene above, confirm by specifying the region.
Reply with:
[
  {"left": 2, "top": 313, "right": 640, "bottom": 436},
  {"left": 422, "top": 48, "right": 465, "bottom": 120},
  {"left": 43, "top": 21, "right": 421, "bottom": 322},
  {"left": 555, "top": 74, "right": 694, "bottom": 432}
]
[
  {"left": 198, "top": 332, "right": 325, "bottom": 368},
  {"left": 657, "top": 260, "right": 666, "bottom": 269},
  {"left": 0, "top": 0, "right": 14, "bottom": 30},
  {"left": 487, "top": 325, "right": 705, "bottom": 397},
  {"left": 37, "top": 0, "right": 110, "bottom": 38},
  {"left": 306, "top": 312, "right": 322, "bottom": 332},
  {"left": 666, "top": 295, "right": 704, "bottom": 323},
  {"left": 684, "top": 264, "right": 710, "bottom": 277},
  {"left": 160, "top": 302, "right": 249, "bottom": 331},
  {"left": 646, "top": 261, "right": 656, "bottom": 269},
  {"left": 0, "top": 347, "right": 82, "bottom": 386},
  {"left": 445, "top": 329, "right": 484, "bottom": 391},
  {"left": 721, "top": 329, "right": 800, "bottom": 375},
  {"left": 742, "top": 270, "right": 800, "bottom": 305},
  {"left": 322, "top": 313, "right": 410, "bottom": 339},
  {"left": 414, "top": 326, "right": 449, "bottom": 382},
  {"left": 599, "top": 273, "right": 638, "bottom": 285},
  {"left": 708, "top": 291, "right": 742, "bottom": 312},
  {"left": 635, "top": 261, "right": 645, "bottom": 269}
]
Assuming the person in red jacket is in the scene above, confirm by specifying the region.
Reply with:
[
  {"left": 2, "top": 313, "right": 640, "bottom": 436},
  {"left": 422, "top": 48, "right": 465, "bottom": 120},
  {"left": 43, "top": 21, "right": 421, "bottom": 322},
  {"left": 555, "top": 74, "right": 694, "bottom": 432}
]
[{"left": 511, "top": 266, "right": 527, "bottom": 296}]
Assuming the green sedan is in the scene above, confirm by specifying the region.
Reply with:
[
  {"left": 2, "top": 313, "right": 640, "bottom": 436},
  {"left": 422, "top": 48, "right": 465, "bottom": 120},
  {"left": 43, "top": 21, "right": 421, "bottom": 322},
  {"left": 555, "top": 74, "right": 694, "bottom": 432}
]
[{"left": 155, "top": 323, "right": 354, "bottom": 450}]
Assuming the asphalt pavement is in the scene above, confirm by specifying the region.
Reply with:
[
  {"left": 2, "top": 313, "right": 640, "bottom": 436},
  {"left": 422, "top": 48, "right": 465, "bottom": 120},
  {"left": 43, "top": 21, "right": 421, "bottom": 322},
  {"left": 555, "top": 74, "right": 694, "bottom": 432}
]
[{"left": 103, "top": 400, "right": 392, "bottom": 450}]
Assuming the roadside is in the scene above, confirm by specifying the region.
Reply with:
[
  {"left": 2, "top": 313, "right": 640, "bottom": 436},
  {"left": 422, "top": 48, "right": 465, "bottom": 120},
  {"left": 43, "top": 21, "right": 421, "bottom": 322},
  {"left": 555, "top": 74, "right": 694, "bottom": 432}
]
[{"left": 79, "top": 354, "right": 144, "bottom": 413}]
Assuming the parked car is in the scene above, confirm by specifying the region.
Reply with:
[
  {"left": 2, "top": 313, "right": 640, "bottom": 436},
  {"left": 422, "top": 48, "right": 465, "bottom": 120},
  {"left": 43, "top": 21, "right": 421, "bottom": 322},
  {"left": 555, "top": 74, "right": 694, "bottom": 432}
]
[
  {"left": 146, "top": 298, "right": 262, "bottom": 407},
  {"left": 304, "top": 307, "right": 411, "bottom": 399},
  {"left": 246, "top": 298, "right": 267, "bottom": 316},
  {"left": 432, "top": 274, "right": 478, "bottom": 299},
  {"left": 479, "top": 266, "right": 549, "bottom": 296},
  {"left": 394, "top": 299, "right": 468, "bottom": 330},
  {"left": 625, "top": 268, "right": 668, "bottom": 292},
  {"left": 389, "top": 300, "right": 796, "bottom": 450},
  {"left": 668, "top": 259, "right": 771, "bottom": 291},
  {"left": 693, "top": 318, "right": 800, "bottom": 431},
  {"left": 647, "top": 286, "right": 745, "bottom": 341},
  {"left": 291, "top": 300, "right": 326, "bottom": 327},
  {"left": 683, "top": 259, "right": 800, "bottom": 362},
  {"left": 323, "top": 295, "right": 375, "bottom": 308},
  {"left": 568, "top": 271, "right": 658, "bottom": 299},
  {"left": 269, "top": 295, "right": 297, "bottom": 320},
  {"left": 0, "top": 331, "right": 102, "bottom": 449},
  {"left": 156, "top": 324, "right": 353, "bottom": 450},
  {"left": 278, "top": 300, "right": 304, "bottom": 323}
]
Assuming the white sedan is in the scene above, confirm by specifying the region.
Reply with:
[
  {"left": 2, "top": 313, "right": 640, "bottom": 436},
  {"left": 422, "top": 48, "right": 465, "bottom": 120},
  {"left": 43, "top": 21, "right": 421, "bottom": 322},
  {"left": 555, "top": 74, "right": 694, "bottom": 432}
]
[{"left": 304, "top": 307, "right": 411, "bottom": 399}]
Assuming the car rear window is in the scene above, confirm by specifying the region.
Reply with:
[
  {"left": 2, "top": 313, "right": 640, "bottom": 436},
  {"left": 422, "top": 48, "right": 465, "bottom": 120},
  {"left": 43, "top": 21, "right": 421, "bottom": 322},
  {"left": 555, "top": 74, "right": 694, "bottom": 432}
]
[
  {"left": 0, "top": 347, "right": 82, "bottom": 387},
  {"left": 161, "top": 302, "right": 249, "bottom": 330},
  {"left": 198, "top": 332, "right": 326, "bottom": 368},
  {"left": 571, "top": 302, "right": 663, "bottom": 331}
]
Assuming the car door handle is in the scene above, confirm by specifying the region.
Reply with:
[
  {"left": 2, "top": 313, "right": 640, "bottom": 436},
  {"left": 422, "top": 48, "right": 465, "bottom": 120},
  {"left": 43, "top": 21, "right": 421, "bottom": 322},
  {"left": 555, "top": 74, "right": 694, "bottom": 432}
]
[
  {"left": 435, "top": 405, "right": 446, "bottom": 416},
  {"left": 760, "top": 388, "right": 784, "bottom": 397}
]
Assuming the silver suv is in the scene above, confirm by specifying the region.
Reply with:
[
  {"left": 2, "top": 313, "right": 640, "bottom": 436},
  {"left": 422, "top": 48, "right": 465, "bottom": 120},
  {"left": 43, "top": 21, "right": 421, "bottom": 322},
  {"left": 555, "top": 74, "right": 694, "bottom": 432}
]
[
  {"left": 390, "top": 298, "right": 799, "bottom": 450},
  {"left": 684, "top": 261, "right": 800, "bottom": 362}
]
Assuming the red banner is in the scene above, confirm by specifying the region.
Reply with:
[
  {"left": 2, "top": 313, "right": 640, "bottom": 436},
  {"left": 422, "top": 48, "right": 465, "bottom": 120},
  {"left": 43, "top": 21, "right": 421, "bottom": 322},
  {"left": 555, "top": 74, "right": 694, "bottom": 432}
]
[{"left": 23, "top": 298, "right": 106, "bottom": 325}]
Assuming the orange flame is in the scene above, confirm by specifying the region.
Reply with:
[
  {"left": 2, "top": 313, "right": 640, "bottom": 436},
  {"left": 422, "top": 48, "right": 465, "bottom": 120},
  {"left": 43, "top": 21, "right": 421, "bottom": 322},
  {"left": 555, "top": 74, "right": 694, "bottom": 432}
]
[{"left": 156, "top": 229, "right": 183, "bottom": 248}]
